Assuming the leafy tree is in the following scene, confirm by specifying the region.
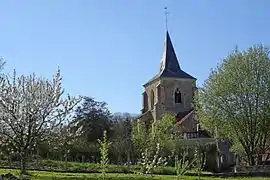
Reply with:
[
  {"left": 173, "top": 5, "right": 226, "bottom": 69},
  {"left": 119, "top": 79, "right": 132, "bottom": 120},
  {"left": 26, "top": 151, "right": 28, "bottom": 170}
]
[
  {"left": 0, "top": 69, "right": 80, "bottom": 174},
  {"left": 133, "top": 113, "right": 183, "bottom": 169},
  {"left": 131, "top": 119, "right": 148, "bottom": 160},
  {"left": 195, "top": 45, "right": 270, "bottom": 165},
  {"left": 138, "top": 143, "right": 167, "bottom": 175},
  {"left": 48, "top": 124, "right": 75, "bottom": 170},
  {"left": 111, "top": 117, "right": 133, "bottom": 164},
  {"left": 98, "top": 130, "right": 111, "bottom": 179},
  {"left": 175, "top": 149, "right": 196, "bottom": 180},
  {"left": 153, "top": 113, "right": 182, "bottom": 156},
  {"left": 71, "top": 96, "right": 113, "bottom": 142},
  {"left": 112, "top": 112, "right": 133, "bottom": 121},
  {"left": 194, "top": 144, "right": 208, "bottom": 180},
  {"left": 69, "top": 137, "right": 99, "bottom": 162}
]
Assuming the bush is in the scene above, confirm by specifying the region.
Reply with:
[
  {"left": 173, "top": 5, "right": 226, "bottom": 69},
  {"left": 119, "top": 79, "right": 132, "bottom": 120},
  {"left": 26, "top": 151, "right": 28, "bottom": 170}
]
[{"left": 0, "top": 159, "right": 178, "bottom": 175}]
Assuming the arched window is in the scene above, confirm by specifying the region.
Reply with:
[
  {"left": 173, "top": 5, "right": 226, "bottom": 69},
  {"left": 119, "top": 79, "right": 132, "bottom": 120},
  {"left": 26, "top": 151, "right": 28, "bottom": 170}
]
[
  {"left": 174, "top": 88, "right": 182, "bottom": 104},
  {"left": 150, "top": 90, "right": 155, "bottom": 109},
  {"left": 142, "top": 92, "right": 148, "bottom": 112}
]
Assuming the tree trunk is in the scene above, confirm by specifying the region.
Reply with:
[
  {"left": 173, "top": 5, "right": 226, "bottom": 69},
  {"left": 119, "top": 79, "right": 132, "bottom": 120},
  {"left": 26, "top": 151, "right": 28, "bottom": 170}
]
[
  {"left": 9, "top": 155, "right": 12, "bottom": 168},
  {"left": 201, "top": 152, "right": 206, "bottom": 170},
  {"left": 82, "top": 155, "right": 85, "bottom": 163},
  {"left": 257, "top": 154, "right": 263, "bottom": 165},
  {"left": 216, "top": 155, "right": 220, "bottom": 173},
  {"left": 20, "top": 152, "right": 27, "bottom": 175},
  {"left": 174, "top": 154, "right": 178, "bottom": 168},
  {"left": 247, "top": 153, "right": 256, "bottom": 166}
]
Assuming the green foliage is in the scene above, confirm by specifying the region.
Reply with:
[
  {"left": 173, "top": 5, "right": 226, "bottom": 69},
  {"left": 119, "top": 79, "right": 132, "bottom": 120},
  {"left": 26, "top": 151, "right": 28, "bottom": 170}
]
[
  {"left": 230, "top": 142, "right": 246, "bottom": 160},
  {"left": 62, "top": 96, "right": 114, "bottom": 164},
  {"left": 195, "top": 44, "right": 270, "bottom": 165},
  {"left": 150, "top": 113, "right": 184, "bottom": 167},
  {"left": 98, "top": 130, "right": 112, "bottom": 179},
  {"left": 137, "top": 143, "right": 167, "bottom": 175},
  {"left": 132, "top": 113, "right": 184, "bottom": 170},
  {"left": 153, "top": 113, "right": 183, "bottom": 156},
  {"left": 111, "top": 117, "right": 133, "bottom": 165},
  {"left": 0, "top": 158, "right": 178, "bottom": 175},
  {"left": 71, "top": 96, "right": 113, "bottom": 142},
  {"left": 133, "top": 113, "right": 185, "bottom": 175},
  {"left": 0, "top": 168, "right": 266, "bottom": 180},
  {"left": 194, "top": 145, "right": 207, "bottom": 180},
  {"left": 131, "top": 120, "right": 148, "bottom": 158},
  {"left": 175, "top": 150, "right": 196, "bottom": 180}
]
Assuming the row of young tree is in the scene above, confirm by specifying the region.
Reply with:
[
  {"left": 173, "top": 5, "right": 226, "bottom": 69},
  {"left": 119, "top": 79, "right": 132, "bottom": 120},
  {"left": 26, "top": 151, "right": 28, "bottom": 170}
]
[{"left": 0, "top": 44, "right": 269, "bottom": 175}]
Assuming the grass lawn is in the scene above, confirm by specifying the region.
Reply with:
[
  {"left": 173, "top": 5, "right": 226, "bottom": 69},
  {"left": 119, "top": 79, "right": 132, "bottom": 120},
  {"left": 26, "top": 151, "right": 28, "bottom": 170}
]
[{"left": 0, "top": 169, "right": 269, "bottom": 180}]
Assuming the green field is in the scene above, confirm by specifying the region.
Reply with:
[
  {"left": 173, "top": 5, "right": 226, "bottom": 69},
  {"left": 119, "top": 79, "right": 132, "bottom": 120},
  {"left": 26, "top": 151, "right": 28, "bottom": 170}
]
[{"left": 0, "top": 169, "right": 269, "bottom": 180}]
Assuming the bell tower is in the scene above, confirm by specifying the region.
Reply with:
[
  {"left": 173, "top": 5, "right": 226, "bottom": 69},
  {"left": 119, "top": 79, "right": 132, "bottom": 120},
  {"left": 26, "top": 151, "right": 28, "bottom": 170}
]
[{"left": 138, "top": 31, "right": 197, "bottom": 132}]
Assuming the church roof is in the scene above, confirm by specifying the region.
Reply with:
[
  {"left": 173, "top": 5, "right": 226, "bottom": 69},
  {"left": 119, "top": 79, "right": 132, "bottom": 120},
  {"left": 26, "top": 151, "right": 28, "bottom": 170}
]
[
  {"left": 144, "top": 31, "right": 196, "bottom": 86},
  {"left": 176, "top": 109, "right": 194, "bottom": 124}
]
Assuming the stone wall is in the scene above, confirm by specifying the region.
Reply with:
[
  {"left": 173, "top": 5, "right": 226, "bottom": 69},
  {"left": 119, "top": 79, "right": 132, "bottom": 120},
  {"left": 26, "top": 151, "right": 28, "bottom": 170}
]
[
  {"left": 161, "top": 77, "right": 196, "bottom": 113},
  {"left": 143, "top": 79, "right": 161, "bottom": 121},
  {"left": 143, "top": 77, "right": 196, "bottom": 122},
  {"left": 235, "top": 165, "right": 270, "bottom": 173}
]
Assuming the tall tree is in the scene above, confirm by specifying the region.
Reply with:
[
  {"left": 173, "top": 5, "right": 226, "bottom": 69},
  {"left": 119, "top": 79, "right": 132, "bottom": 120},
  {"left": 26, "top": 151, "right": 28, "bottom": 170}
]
[
  {"left": 132, "top": 114, "right": 183, "bottom": 165},
  {"left": 0, "top": 69, "right": 80, "bottom": 174},
  {"left": 195, "top": 45, "right": 270, "bottom": 165},
  {"left": 111, "top": 117, "right": 133, "bottom": 164},
  {"left": 132, "top": 119, "right": 148, "bottom": 161},
  {"left": 152, "top": 113, "right": 183, "bottom": 164},
  {"left": 112, "top": 112, "right": 131, "bottom": 121},
  {"left": 71, "top": 96, "right": 112, "bottom": 142}
]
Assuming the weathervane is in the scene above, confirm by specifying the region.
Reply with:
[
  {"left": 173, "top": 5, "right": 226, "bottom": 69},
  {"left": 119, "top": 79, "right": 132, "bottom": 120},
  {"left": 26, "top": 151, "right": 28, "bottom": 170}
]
[{"left": 164, "top": 7, "right": 169, "bottom": 30}]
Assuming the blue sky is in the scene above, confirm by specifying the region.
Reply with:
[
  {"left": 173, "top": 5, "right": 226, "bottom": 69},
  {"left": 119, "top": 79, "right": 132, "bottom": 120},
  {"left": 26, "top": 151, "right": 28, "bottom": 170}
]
[{"left": 0, "top": 0, "right": 269, "bottom": 114}]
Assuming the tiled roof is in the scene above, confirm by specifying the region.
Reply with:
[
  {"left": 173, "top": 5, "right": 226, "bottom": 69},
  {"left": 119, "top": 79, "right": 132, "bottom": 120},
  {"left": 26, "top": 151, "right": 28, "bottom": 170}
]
[{"left": 176, "top": 109, "right": 194, "bottom": 124}]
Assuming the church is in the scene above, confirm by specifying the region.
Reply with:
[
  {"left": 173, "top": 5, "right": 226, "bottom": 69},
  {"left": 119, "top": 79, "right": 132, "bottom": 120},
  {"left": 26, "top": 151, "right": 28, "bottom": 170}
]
[
  {"left": 137, "top": 30, "right": 235, "bottom": 171},
  {"left": 137, "top": 30, "right": 198, "bottom": 133}
]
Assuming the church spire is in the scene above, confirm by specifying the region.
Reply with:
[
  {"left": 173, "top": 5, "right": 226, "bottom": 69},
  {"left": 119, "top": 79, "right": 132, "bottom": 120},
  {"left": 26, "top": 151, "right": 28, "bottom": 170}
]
[
  {"left": 160, "top": 7, "right": 181, "bottom": 73},
  {"left": 143, "top": 9, "right": 196, "bottom": 87},
  {"left": 160, "top": 31, "right": 181, "bottom": 73}
]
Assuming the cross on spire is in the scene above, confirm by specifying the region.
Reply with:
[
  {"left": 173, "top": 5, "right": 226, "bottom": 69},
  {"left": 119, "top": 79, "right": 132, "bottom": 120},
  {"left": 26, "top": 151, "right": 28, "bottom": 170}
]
[{"left": 164, "top": 7, "right": 169, "bottom": 30}]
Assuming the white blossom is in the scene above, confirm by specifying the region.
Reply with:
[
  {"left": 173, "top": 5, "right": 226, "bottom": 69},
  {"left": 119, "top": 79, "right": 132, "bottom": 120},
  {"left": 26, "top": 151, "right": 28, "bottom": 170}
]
[{"left": 0, "top": 68, "right": 81, "bottom": 174}]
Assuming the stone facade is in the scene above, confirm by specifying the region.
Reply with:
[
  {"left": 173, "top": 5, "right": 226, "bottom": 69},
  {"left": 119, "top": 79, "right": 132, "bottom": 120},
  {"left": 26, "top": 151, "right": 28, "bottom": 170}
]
[
  {"left": 161, "top": 78, "right": 196, "bottom": 113},
  {"left": 142, "top": 78, "right": 196, "bottom": 120}
]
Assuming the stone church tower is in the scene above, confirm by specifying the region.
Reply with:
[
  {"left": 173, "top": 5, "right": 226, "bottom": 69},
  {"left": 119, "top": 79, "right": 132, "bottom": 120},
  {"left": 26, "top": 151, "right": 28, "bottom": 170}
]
[{"left": 138, "top": 31, "right": 198, "bottom": 132}]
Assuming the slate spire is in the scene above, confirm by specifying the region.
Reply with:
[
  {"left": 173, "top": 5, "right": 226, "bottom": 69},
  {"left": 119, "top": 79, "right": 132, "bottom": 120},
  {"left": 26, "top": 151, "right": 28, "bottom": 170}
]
[
  {"left": 144, "top": 31, "right": 196, "bottom": 86},
  {"left": 160, "top": 31, "right": 181, "bottom": 73}
]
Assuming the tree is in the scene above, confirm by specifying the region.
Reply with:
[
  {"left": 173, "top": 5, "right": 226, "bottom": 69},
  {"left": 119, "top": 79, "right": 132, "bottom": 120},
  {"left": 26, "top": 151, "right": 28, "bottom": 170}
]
[
  {"left": 131, "top": 119, "right": 148, "bottom": 160},
  {"left": 110, "top": 117, "right": 133, "bottom": 164},
  {"left": 195, "top": 45, "right": 270, "bottom": 165},
  {"left": 153, "top": 113, "right": 182, "bottom": 156},
  {"left": 98, "top": 130, "right": 111, "bottom": 179},
  {"left": 0, "top": 69, "right": 80, "bottom": 174},
  {"left": 112, "top": 112, "right": 133, "bottom": 122},
  {"left": 71, "top": 96, "right": 113, "bottom": 142},
  {"left": 46, "top": 124, "right": 75, "bottom": 170},
  {"left": 133, "top": 114, "right": 183, "bottom": 167}
]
